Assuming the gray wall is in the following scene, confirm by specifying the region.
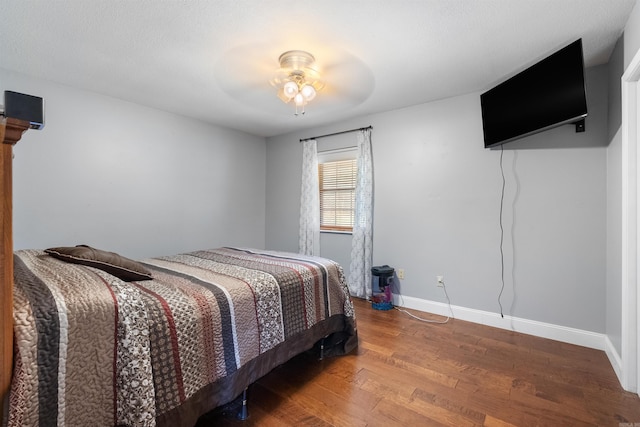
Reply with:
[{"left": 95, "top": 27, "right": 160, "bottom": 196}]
[
  {"left": 606, "top": 35, "right": 624, "bottom": 357},
  {"left": 625, "top": 1, "right": 640, "bottom": 70},
  {"left": 608, "top": 36, "right": 624, "bottom": 142},
  {"left": 2, "top": 68, "right": 267, "bottom": 260},
  {"left": 267, "top": 65, "right": 609, "bottom": 333}
]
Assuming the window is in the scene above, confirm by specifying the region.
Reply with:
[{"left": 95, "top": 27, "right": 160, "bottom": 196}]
[{"left": 318, "top": 156, "right": 357, "bottom": 232}]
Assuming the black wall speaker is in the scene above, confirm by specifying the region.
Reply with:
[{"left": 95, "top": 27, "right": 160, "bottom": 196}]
[{"left": 4, "top": 91, "right": 45, "bottom": 130}]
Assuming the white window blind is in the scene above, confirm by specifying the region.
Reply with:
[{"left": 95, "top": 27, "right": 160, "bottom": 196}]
[{"left": 318, "top": 158, "right": 357, "bottom": 232}]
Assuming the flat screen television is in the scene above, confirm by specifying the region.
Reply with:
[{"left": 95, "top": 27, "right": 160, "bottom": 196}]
[{"left": 480, "top": 39, "right": 587, "bottom": 148}]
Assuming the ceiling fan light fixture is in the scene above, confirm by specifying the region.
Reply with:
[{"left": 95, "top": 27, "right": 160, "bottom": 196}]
[
  {"left": 271, "top": 50, "right": 323, "bottom": 115},
  {"left": 294, "top": 92, "right": 305, "bottom": 106},
  {"left": 300, "top": 84, "right": 316, "bottom": 101},
  {"left": 283, "top": 81, "right": 299, "bottom": 99}
]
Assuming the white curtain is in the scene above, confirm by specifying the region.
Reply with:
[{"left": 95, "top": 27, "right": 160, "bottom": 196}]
[
  {"left": 298, "top": 139, "right": 320, "bottom": 256},
  {"left": 348, "top": 129, "right": 374, "bottom": 298}
]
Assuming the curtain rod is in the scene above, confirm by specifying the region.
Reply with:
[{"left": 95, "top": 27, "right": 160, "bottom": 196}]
[{"left": 299, "top": 125, "right": 372, "bottom": 142}]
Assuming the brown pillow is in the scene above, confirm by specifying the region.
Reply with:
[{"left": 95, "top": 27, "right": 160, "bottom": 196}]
[{"left": 45, "top": 245, "right": 153, "bottom": 282}]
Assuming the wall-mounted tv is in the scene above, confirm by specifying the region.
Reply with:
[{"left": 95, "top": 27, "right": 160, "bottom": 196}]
[{"left": 480, "top": 39, "right": 587, "bottom": 148}]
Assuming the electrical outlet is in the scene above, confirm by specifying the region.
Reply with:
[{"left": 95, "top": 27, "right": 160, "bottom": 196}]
[
  {"left": 436, "top": 275, "right": 444, "bottom": 287},
  {"left": 397, "top": 269, "right": 405, "bottom": 280}
]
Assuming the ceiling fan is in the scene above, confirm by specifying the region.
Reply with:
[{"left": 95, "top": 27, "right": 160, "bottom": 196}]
[{"left": 213, "top": 44, "right": 374, "bottom": 117}]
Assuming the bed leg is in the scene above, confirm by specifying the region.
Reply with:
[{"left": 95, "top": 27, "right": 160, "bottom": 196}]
[
  {"left": 319, "top": 338, "right": 325, "bottom": 360},
  {"left": 236, "top": 388, "right": 249, "bottom": 420}
]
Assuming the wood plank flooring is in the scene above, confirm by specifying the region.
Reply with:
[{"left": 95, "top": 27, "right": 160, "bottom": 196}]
[{"left": 197, "top": 298, "right": 640, "bottom": 426}]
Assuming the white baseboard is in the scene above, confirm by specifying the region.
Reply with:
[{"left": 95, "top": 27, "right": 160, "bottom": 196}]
[
  {"left": 392, "top": 294, "right": 607, "bottom": 351},
  {"left": 604, "top": 335, "right": 624, "bottom": 387}
]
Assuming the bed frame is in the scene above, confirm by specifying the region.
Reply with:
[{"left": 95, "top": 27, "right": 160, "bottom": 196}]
[{"left": 0, "top": 116, "right": 31, "bottom": 423}]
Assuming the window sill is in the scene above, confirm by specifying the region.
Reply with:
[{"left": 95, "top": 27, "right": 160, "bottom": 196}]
[{"left": 320, "top": 230, "right": 353, "bottom": 235}]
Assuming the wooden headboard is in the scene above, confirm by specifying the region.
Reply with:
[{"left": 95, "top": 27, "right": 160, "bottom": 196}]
[{"left": 1, "top": 117, "right": 30, "bottom": 423}]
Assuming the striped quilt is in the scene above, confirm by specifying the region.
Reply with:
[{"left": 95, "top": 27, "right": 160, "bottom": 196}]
[{"left": 8, "top": 247, "right": 357, "bottom": 427}]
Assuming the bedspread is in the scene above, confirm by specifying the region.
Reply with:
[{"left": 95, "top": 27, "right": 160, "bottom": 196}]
[{"left": 8, "top": 247, "right": 357, "bottom": 427}]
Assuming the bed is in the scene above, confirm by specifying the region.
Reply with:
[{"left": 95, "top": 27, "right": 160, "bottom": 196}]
[{"left": 0, "top": 117, "right": 357, "bottom": 427}]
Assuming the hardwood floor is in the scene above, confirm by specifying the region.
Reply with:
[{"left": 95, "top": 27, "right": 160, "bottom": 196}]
[{"left": 198, "top": 298, "right": 640, "bottom": 426}]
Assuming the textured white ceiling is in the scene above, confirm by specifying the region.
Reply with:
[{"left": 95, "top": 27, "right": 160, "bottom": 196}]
[{"left": 0, "top": 0, "right": 636, "bottom": 137}]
